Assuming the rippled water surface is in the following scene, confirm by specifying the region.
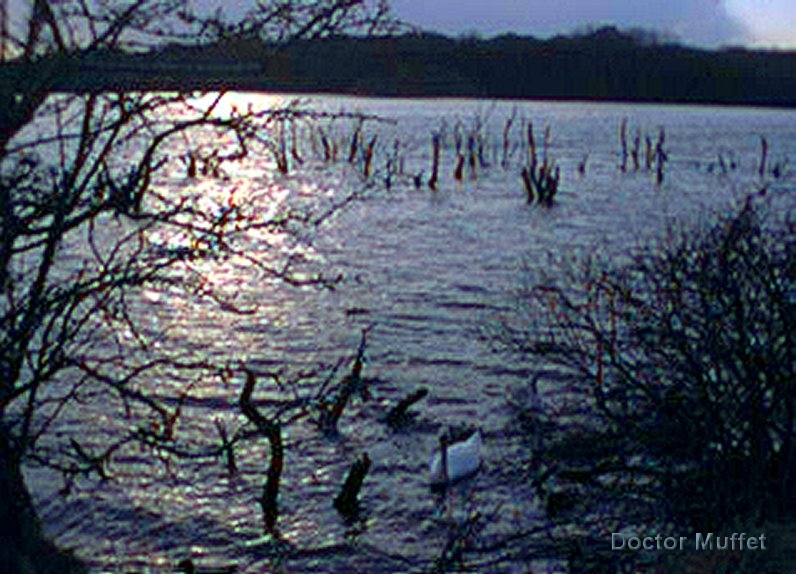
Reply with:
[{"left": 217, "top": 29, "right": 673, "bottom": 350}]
[{"left": 26, "top": 95, "right": 796, "bottom": 572}]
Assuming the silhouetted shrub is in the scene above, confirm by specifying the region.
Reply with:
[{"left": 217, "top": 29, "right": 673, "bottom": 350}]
[{"left": 497, "top": 192, "right": 794, "bottom": 544}]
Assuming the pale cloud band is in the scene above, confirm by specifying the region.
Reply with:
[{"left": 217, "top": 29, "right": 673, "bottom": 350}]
[{"left": 725, "top": 0, "right": 796, "bottom": 47}]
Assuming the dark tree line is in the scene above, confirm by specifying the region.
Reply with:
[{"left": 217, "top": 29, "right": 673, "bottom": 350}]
[{"left": 4, "top": 26, "right": 796, "bottom": 107}]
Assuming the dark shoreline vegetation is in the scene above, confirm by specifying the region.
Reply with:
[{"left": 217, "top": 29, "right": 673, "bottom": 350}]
[
  {"left": 3, "top": 26, "right": 796, "bottom": 107},
  {"left": 495, "top": 193, "right": 796, "bottom": 572}
]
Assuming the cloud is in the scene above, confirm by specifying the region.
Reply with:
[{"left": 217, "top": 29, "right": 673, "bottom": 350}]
[
  {"left": 389, "top": 0, "right": 751, "bottom": 47},
  {"left": 725, "top": 0, "right": 796, "bottom": 47}
]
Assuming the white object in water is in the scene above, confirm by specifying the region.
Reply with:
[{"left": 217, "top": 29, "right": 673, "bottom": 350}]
[{"left": 429, "top": 430, "right": 482, "bottom": 486}]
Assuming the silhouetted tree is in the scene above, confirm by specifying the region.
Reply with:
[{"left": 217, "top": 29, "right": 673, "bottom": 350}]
[{"left": 0, "top": 1, "right": 393, "bottom": 571}]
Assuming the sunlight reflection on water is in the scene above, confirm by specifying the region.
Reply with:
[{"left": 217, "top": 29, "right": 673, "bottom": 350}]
[{"left": 26, "top": 94, "right": 796, "bottom": 572}]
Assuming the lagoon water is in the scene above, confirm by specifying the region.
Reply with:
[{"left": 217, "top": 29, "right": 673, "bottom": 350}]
[{"left": 25, "top": 95, "right": 796, "bottom": 572}]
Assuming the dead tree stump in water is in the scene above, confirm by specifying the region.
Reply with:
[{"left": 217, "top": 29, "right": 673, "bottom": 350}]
[
  {"left": 239, "top": 369, "right": 283, "bottom": 536},
  {"left": 428, "top": 133, "right": 441, "bottom": 190},
  {"left": 334, "top": 453, "right": 371, "bottom": 518},
  {"left": 385, "top": 387, "right": 429, "bottom": 428}
]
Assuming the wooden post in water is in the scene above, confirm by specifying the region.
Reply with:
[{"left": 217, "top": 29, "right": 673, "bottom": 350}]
[
  {"left": 334, "top": 453, "right": 371, "bottom": 517},
  {"left": 502, "top": 112, "right": 515, "bottom": 168},
  {"left": 521, "top": 166, "right": 534, "bottom": 204},
  {"left": 385, "top": 388, "right": 429, "bottom": 428},
  {"left": 467, "top": 133, "right": 478, "bottom": 180},
  {"left": 759, "top": 135, "right": 768, "bottom": 178},
  {"left": 319, "top": 127, "right": 332, "bottom": 163},
  {"left": 619, "top": 117, "right": 628, "bottom": 172},
  {"left": 348, "top": 121, "right": 362, "bottom": 164},
  {"left": 239, "top": 369, "right": 283, "bottom": 536},
  {"left": 428, "top": 133, "right": 441, "bottom": 190},
  {"left": 454, "top": 153, "right": 464, "bottom": 181},
  {"left": 655, "top": 127, "right": 667, "bottom": 185},
  {"left": 631, "top": 128, "right": 641, "bottom": 171},
  {"left": 290, "top": 120, "right": 303, "bottom": 166},
  {"left": 363, "top": 135, "right": 377, "bottom": 178},
  {"left": 527, "top": 121, "right": 537, "bottom": 171},
  {"left": 214, "top": 418, "right": 238, "bottom": 476},
  {"left": 276, "top": 121, "right": 288, "bottom": 174},
  {"left": 578, "top": 154, "right": 588, "bottom": 177}
]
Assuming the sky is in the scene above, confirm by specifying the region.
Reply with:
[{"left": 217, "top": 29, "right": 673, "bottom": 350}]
[
  {"left": 6, "top": 0, "right": 793, "bottom": 51},
  {"left": 387, "top": 0, "right": 796, "bottom": 48},
  {"left": 190, "top": 0, "right": 796, "bottom": 49}
]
